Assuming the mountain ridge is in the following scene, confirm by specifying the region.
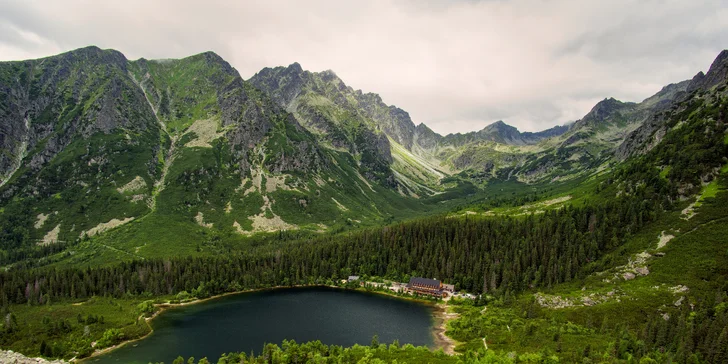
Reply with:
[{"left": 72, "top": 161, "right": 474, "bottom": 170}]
[{"left": 1, "top": 46, "right": 726, "bottom": 264}]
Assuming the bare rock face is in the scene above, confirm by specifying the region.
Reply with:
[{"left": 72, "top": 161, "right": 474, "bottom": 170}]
[
  {"left": 413, "top": 123, "right": 439, "bottom": 152},
  {"left": 0, "top": 47, "right": 333, "bottom": 252},
  {"left": 131, "top": 53, "right": 326, "bottom": 179},
  {"left": 0, "top": 46, "right": 159, "bottom": 182},
  {"left": 617, "top": 49, "right": 728, "bottom": 160},
  {"left": 686, "top": 50, "right": 728, "bottom": 93},
  {"left": 248, "top": 63, "right": 398, "bottom": 185},
  {"left": 0, "top": 350, "right": 68, "bottom": 364}
]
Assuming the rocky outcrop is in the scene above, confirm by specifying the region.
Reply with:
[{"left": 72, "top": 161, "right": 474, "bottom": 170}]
[
  {"left": 248, "top": 63, "right": 397, "bottom": 185},
  {"left": 353, "top": 91, "right": 417, "bottom": 150},
  {"left": 617, "top": 49, "right": 728, "bottom": 160},
  {"left": 0, "top": 350, "right": 67, "bottom": 364},
  {"left": 615, "top": 109, "right": 672, "bottom": 160},
  {"left": 686, "top": 50, "right": 728, "bottom": 93},
  {"left": 0, "top": 46, "right": 159, "bottom": 183},
  {"left": 444, "top": 120, "right": 569, "bottom": 147},
  {"left": 413, "top": 123, "right": 440, "bottom": 152},
  {"left": 639, "top": 81, "right": 690, "bottom": 112},
  {"left": 575, "top": 98, "right": 637, "bottom": 128}
]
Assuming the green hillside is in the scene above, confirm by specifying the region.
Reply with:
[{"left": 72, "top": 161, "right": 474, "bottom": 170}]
[{"left": 0, "top": 47, "right": 727, "bottom": 363}]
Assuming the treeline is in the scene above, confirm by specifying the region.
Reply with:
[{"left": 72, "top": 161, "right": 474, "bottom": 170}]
[
  {"left": 636, "top": 289, "right": 728, "bottom": 363},
  {"left": 0, "top": 190, "right": 659, "bottom": 307},
  {"left": 158, "top": 338, "right": 554, "bottom": 364}
]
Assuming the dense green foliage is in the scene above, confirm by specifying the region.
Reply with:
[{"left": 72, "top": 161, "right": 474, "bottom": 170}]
[
  {"left": 1, "top": 87, "right": 727, "bottom": 362},
  {"left": 0, "top": 191, "right": 657, "bottom": 306},
  {"left": 0, "top": 296, "right": 149, "bottom": 359},
  {"left": 1, "top": 48, "right": 728, "bottom": 363},
  {"left": 160, "top": 339, "right": 561, "bottom": 364}
]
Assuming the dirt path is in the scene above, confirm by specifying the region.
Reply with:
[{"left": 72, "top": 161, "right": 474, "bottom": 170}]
[{"left": 94, "top": 242, "right": 146, "bottom": 260}]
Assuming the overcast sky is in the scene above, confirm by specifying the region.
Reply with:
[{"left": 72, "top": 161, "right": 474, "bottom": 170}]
[{"left": 1, "top": 0, "right": 726, "bottom": 134}]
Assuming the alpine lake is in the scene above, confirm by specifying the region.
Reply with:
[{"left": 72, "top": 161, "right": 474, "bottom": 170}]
[{"left": 87, "top": 286, "right": 437, "bottom": 364}]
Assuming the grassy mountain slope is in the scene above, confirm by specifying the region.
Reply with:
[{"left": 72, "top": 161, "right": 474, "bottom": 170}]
[
  {"left": 0, "top": 48, "right": 483, "bottom": 268},
  {"left": 0, "top": 47, "right": 163, "bottom": 257},
  {"left": 0, "top": 49, "right": 727, "bottom": 363},
  {"left": 446, "top": 58, "right": 728, "bottom": 361},
  {"left": 248, "top": 62, "right": 695, "bottom": 192}
]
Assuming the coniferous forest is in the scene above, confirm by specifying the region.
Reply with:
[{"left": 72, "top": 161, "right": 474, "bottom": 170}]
[{"left": 1, "top": 18, "right": 728, "bottom": 363}]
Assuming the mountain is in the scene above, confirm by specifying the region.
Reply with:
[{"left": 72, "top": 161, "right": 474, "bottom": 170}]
[
  {"left": 1, "top": 46, "right": 726, "bottom": 268},
  {"left": 248, "top": 60, "right": 700, "bottom": 187},
  {"left": 1, "top": 46, "right": 728, "bottom": 364},
  {"left": 249, "top": 63, "right": 576, "bottom": 190},
  {"left": 0, "top": 47, "right": 463, "bottom": 263},
  {"left": 441, "top": 82, "right": 689, "bottom": 183},
  {"left": 249, "top": 63, "right": 445, "bottom": 195},
  {"left": 617, "top": 50, "right": 728, "bottom": 160},
  {"left": 439, "top": 120, "right": 570, "bottom": 147}
]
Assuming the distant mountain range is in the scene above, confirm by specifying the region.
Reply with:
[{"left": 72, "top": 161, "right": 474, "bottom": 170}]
[{"left": 0, "top": 46, "right": 726, "bottom": 257}]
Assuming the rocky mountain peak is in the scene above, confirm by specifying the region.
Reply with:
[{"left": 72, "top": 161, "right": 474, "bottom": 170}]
[
  {"left": 186, "top": 51, "right": 237, "bottom": 77},
  {"left": 639, "top": 80, "right": 690, "bottom": 111},
  {"left": 475, "top": 120, "right": 529, "bottom": 145},
  {"left": 686, "top": 49, "right": 728, "bottom": 93},
  {"left": 318, "top": 69, "right": 339, "bottom": 81},
  {"left": 589, "top": 98, "right": 625, "bottom": 118},
  {"left": 572, "top": 97, "right": 635, "bottom": 129},
  {"left": 198, "top": 50, "right": 226, "bottom": 64},
  {"left": 482, "top": 120, "right": 513, "bottom": 131},
  {"left": 57, "top": 45, "right": 128, "bottom": 70}
]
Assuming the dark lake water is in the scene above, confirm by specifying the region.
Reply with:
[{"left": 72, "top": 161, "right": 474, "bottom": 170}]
[{"left": 89, "top": 287, "right": 436, "bottom": 364}]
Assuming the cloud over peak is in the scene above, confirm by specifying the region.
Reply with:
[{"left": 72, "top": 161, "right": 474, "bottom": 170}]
[{"left": 1, "top": 0, "right": 726, "bottom": 134}]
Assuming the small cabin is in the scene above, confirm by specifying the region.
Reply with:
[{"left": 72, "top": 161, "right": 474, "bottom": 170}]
[{"left": 347, "top": 275, "right": 360, "bottom": 282}]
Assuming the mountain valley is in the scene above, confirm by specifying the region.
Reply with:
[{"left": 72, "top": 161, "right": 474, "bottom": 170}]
[{"left": 0, "top": 46, "right": 727, "bottom": 363}]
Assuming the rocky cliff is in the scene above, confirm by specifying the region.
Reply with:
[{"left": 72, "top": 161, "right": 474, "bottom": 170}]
[{"left": 617, "top": 50, "right": 728, "bottom": 160}]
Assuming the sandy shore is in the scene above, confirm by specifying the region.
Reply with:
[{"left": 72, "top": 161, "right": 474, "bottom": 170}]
[{"left": 432, "top": 304, "right": 459, "bottom": 355}]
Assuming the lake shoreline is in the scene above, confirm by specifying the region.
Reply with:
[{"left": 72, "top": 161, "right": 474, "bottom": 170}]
[
  {"left": 76, "top": 284, "right": 456, "bottom": 362},
  {"left": 75, "top": 310, "right": 159, "bottom": 363},
  {"left": 432, "top": 304, "right": 460, "bottom": 355}
]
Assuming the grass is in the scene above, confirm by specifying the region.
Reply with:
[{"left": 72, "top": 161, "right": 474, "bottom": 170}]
[
  {"left": 1, "top": 297, "right": 151, "bottom": 360},
  {"left": 694, "top": 172, "right": 725, "bottom": 207},
  {"left": 445, "top": 174, "right": 728, "bottom": 361},
  {"left": 5, "top": 158, "right": 727, "bottom": 362},
  {"left": 659, "top": 165, "right": 671, "bottom": 179}
]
